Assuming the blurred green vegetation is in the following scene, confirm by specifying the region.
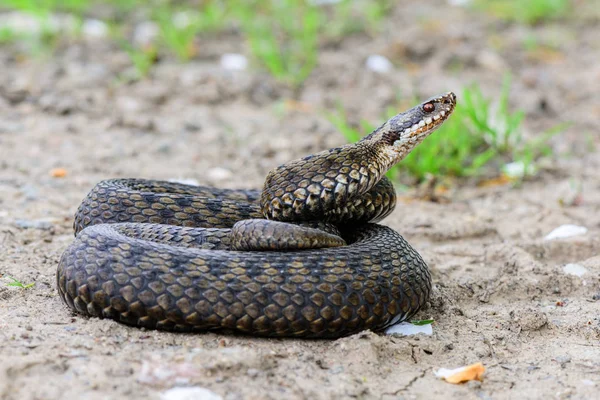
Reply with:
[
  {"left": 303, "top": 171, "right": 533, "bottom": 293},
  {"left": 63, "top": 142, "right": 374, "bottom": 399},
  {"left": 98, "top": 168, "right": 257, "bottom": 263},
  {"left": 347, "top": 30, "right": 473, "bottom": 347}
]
[
  {"left": 328, "top": 77, "right": 565, "bottom": 182},
  {"left": 0, "top": 0, "right": 392, "bottom": 84},
  {"left": 474, "top": 0, "right": 570, "bottom": 25},
  {"left": 0, "top": 1, "right": 568, "bottom": 181},
  {"left": 0, "top": 0, "right": 577, "bottom": 81},
  {"left": 238, "top": 0, "right": 321, "bottom": 88}
]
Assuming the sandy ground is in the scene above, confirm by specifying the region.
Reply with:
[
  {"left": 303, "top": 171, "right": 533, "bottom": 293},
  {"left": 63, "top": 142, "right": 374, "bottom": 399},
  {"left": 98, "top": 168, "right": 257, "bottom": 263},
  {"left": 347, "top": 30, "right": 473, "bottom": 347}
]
[{"left": 1, "top": 2, "right": 599, "bottom": 399}]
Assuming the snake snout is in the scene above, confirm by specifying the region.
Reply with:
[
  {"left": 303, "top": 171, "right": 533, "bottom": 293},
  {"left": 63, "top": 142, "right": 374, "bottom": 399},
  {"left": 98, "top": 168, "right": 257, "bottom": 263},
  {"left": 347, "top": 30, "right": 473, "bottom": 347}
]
[{"left": 447, "top": 91, "right": 457, "bottom": 103}]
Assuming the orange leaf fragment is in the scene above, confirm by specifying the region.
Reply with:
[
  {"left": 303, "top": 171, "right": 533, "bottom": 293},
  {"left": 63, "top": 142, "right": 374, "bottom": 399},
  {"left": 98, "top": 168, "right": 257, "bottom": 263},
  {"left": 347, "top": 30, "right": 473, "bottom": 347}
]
[
  {"left": 435, "top": 362, "right": 486, "bottom": 384},
  {"left": 50, "top": 168, "right": 68, "bottom": 178},
  {"left": 478, "top": 174, "right": 513, "bottom": 188}
]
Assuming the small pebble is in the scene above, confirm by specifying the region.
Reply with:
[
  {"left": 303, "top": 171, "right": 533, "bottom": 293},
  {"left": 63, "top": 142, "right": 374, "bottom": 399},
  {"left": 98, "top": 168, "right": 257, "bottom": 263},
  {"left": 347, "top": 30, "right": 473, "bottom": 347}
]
[
  {"left": 503, "top": 161, "right": 536, "bottom": 178},
  {"left": 385, "top": 322, "right": 433, "bottom": 336},
  {"left": 544, "top": 224, "right": 587, "bottom": 240},
  {"left": 562, "top": 263, "right": 588, "bottom": 277},
  {"left": 168, "top": 178, "right": 200, "bottom": 186},
  {"left": 220, "top": 54, "right": 248, "bottom": 71},
  {"left": 365, "top": 55, "right": 393, "bottom": 73},
  {"left": 330, "top": 365, "right": 344, "bottom": 374},
  {"left": 160, "top": 387, "right": 222, "bottom": 400},
  {"left": 82, "top": 19, "right": 108, "bottom": 39}
]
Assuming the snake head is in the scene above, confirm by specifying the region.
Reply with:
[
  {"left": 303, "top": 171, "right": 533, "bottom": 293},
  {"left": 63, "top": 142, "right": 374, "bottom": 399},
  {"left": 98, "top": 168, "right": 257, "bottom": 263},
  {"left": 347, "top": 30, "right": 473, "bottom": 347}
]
[{"left": 373, "top": 92, "right": 457, "bottom": 162}]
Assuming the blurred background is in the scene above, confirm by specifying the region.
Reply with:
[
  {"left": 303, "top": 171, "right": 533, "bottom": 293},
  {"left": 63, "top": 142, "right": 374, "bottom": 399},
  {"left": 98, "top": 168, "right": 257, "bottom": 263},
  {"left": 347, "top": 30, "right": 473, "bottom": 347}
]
[
  {"left": 0, "top": 0, "right": 597, "bottom": 194},
  {"left": 1, "top": 2, "right": 600, "bottom": 399}
]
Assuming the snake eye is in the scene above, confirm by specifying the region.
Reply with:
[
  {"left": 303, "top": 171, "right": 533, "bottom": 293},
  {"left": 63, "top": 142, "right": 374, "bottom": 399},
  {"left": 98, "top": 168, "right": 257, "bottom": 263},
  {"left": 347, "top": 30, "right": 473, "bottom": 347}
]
[{"left": 423, "top": 102, "right": 435, "bottom": 113}]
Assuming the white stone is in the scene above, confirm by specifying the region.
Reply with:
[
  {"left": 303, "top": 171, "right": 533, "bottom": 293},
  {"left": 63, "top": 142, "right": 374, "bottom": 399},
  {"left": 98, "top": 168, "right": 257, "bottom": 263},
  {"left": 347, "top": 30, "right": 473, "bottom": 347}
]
[
  {"left": 385, "top": 322, "right": 433, "bottom": 336},
  {"left": 544, "top": 224, "right": 588, "bottom": 241},
  {"left": 562, "top": 263, "right": 588, "bottom": 277},
  {"left": 502, "top": 161, "right": 536, "bottom": 178},
  {"left": 82, "top": 19, "right": 108, "bottom": 39},
  {"left": 168, "top": 178, "right": 200, "bottom": 186},
  {"left": 365, "top": 55, "right": 393, "bottom": 73},
  {"left": 220, "top": 53, "right": 248, "bottom": 71},
  {"left": 160, "top": 387, "right": 222, "bottom": 400}
]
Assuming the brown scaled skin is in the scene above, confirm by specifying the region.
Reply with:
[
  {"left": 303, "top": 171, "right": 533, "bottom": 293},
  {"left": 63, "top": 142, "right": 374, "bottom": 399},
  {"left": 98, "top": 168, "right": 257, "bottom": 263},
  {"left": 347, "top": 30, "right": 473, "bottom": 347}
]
[
  {"left": 57, "top": 92, "right": 456, "bottom": 338},
  {"left": 261, "top": 92, "right": 456, "bottom": 222}
]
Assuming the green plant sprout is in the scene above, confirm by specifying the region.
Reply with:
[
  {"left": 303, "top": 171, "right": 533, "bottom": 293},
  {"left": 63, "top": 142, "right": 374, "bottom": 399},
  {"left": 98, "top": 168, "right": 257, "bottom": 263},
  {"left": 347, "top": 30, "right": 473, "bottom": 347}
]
[
  {"left": 411, "top": 319, "right": 434, "bottom": 326},
  {"left": 119, "top": 39, "right": 158, "bottom": 78},
  {"left": 237, "top": 0, "right": 321, "bottom": 88},
  {"left": 5, "top": 276, "right": 35, "bottom": 289},
  {"left": 154, "top": 8, "right": 199, "bottom": 61}
]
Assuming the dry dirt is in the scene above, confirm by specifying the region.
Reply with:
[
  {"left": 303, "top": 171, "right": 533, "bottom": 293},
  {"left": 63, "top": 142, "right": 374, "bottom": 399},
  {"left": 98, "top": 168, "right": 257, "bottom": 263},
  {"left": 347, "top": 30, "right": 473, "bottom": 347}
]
[{"left": 1, "top": 2, "right": 599, "bottom": 399}]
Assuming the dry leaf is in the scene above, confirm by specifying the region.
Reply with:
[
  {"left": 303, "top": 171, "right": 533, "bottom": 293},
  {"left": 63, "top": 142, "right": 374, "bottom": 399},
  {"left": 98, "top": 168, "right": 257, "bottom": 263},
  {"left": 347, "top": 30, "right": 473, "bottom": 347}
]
[
  {"left": 435, "top": 362, "right": 486, "bottom": 384},
  {"left": 50, "top": 168, "right": 68, "bottom": 178}
]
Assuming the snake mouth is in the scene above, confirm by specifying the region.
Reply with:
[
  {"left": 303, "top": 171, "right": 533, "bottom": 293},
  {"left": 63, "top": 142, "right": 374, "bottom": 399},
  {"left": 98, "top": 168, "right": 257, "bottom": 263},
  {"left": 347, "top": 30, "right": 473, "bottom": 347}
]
[
  {"left": 398, "top": 92, "right": 456, "bottom": 142},
  {"left": 403, "top": 93, "right": 455, "bottom": 140}
]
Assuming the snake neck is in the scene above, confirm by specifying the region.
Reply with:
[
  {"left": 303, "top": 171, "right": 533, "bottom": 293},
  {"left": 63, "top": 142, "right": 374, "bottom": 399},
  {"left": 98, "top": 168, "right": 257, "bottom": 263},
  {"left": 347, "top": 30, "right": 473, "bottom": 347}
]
[
  {"left": 261, "top": 92, "right": 457, "bottom": 222},
  {"left": 260, "top": 140, "right": 395, "bottom": 222}
]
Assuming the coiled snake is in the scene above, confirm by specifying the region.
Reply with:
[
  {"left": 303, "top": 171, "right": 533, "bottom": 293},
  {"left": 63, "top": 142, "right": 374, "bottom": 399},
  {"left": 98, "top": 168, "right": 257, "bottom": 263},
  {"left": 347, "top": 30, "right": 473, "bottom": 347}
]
[{"left": 57, "top": 92, "right": 456, "bottom": 338}]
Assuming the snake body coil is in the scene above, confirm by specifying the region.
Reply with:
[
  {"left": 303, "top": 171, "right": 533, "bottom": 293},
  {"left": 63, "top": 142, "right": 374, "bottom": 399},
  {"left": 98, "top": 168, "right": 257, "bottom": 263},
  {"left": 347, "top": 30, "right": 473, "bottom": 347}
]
[{"left": 57, "top": 93, "right": 456, "bottom": 338}]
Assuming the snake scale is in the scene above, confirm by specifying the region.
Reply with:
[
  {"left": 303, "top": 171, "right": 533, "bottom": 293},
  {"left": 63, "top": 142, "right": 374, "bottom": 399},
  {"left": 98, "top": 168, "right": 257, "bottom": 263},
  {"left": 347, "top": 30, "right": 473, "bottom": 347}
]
[{"left": 57, "top": 92, "right": 456, "bottom": 338}]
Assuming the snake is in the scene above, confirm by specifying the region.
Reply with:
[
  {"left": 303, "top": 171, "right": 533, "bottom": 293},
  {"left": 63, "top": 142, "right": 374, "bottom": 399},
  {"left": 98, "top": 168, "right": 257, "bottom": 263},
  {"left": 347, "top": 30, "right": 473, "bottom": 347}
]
[{"left": 56, "top": 92, "right": 456, "bottom": 339}]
